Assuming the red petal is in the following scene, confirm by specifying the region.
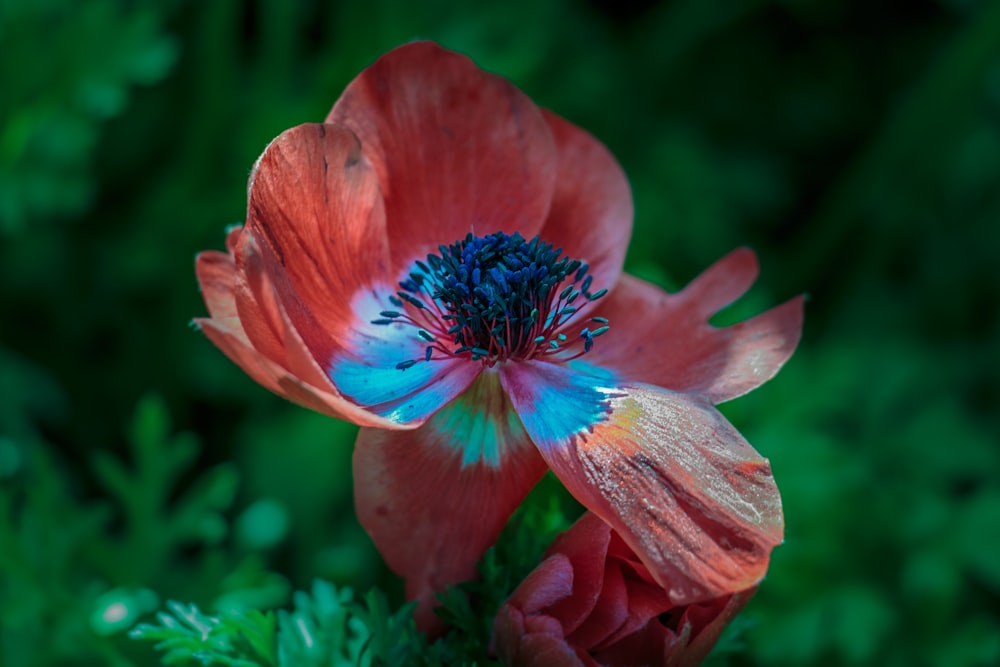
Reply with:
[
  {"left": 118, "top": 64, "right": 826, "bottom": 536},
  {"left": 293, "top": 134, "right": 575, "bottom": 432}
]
[
  {"left": 588, "top": 250, "right": 804, "bottom": 403},
  {"left": 501, "top": 362, "right": 783, "bottom": 606},
  {"left": 327, "top": 41, "right": 557, "bottom": 273},
  {"left": 537, "top": 110, "right": 632, "bottom": 298},
  {"left": 195, "top": 241, "right": 409, "bottom": 430},
  {"left": 352, "top": 371, "right": 547, "bottom": 632},
  {"left": 243, "top": 122, "right": 391, "bottom": 362}
]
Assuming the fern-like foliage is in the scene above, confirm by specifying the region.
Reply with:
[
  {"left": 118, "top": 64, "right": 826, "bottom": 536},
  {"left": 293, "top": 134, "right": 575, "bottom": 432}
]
[{"left": 131, "top": 486, "right": 574, "bottom": 667}]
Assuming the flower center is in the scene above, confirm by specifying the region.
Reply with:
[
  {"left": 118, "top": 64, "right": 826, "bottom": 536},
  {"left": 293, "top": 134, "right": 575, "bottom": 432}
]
[{"left": 372, "top": 231, "right": 609, "bottom": 369}]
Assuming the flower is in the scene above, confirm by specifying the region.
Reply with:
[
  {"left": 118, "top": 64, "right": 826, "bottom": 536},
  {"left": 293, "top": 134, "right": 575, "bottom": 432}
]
[
  {"left": 194, "top": 41, "right": 803, "bottom": 631},
  {"left": 493, "top": 512, "right": 755, "bottom": 667}
]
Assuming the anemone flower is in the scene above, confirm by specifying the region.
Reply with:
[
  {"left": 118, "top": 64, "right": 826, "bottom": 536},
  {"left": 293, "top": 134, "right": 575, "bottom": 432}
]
[
  {"left": 494, "top": 512, "right": 755, "bottom": 667},
  {"left": 194, "top": 41, "right": 803, "bottom": 631}
]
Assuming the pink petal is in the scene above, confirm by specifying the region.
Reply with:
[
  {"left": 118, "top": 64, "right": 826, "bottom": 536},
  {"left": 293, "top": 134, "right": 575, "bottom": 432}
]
[
  {"left": 670, "top": 589, "right": 756, "bottom": 666},
  {"left": 352, "top": 371, "right": 548, "bottom": 632},
  {"left": 565, "top": 561, "right": 629, "bottom": 651},
  {"left": 327, "top": 41, "right": 557, "bottom": 273},
  {"left": 588, "top": 249, "right": 804, "bottom": 403},
  {"left": 537, "top": 110, "right": 633, "bottom": 300},
  {"left": 543, "top": 511, "right": 613, "bottom": 635},
  {"left": 501, "top": 361, "right": 783, "bottom": 607},
  {"left": 196, "top": 250, "right": 239, "bottom": 320},
  {"left": 509, "top": 554, "right": 576, "bottom": 613},
  {"left": 514, "top": 634, "right": 592, "bottom": 667}
]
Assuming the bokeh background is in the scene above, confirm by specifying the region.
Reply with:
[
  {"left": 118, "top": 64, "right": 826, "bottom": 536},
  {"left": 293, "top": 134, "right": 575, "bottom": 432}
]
[{"left": 2, "top": 0, "right": 999, "bottom": 665}]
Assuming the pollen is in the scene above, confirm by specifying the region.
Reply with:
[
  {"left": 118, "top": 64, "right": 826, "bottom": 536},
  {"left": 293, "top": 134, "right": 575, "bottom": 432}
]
[{"left": 372, "top": 231, "right": 609, "bottom": 369}]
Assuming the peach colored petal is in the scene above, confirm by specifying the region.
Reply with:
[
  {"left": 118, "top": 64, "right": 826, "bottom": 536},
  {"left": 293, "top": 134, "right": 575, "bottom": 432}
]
[
  {"left": 327, "top": 41, "right": 557, "bottom": 274},
  {"left": 195, "top": 250, "right": 238, "bottom": 320},
  {"left": 588, "top": 249, "right": 804, "bottom": 403},
  {"left": 194, "top": 316, "right": 406, "bottom": 429},
  {"left": 537, "top": 110, "right": 633, "bottom": 299}
]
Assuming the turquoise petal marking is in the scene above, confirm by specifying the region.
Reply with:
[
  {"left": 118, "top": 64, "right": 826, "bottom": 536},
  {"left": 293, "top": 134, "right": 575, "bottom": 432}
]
[{"left": 427, "top": 370, "right": 528, "bottom": 468}]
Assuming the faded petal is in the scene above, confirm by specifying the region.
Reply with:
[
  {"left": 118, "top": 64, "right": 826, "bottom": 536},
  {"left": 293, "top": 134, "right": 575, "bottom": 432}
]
[
  {"left": 328, "top": 41, "right": 557, "bottom": 273},
  {"left": 352, "top": 371, "right": 547, "bottom": 631},
  {"left": 587, "top": 249, "right": 804, "bottom": 403},
  {"left": 501, "top": 361, "right": 783, "bottom": 606}
]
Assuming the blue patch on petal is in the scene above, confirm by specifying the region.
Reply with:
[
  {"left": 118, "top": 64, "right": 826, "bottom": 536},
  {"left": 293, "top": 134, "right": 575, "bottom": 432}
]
[
  {"left": 499, "top": 360, "right": 620, "bottom": 452},
  {"left": 328, "top": 289, "right": 479, "bottom": 424}
]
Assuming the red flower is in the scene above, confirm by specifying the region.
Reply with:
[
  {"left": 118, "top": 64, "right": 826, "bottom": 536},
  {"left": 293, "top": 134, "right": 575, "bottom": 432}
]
[
  {"left": 494, "top": 512, "right": 755, "bottom": 667},
  {"left": 194, "top": 42, "right": 803, "bottom": 631}
]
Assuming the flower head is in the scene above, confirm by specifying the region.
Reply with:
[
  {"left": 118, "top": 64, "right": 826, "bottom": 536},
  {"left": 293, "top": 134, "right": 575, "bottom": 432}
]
[
  {"left": 194, "top": 41, "right": 803, "bottom": 631},
  {"left": 494, "top": 512, "right": 755, "bottom": 667}
]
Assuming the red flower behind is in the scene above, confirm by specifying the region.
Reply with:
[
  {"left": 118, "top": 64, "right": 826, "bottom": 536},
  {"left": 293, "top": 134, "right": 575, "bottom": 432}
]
[
  {"left": 194, "top": 41, "right": 803, "bottom": 631},
  {"left": 494, "top": 513, "right": 755, "bottom": 667}
]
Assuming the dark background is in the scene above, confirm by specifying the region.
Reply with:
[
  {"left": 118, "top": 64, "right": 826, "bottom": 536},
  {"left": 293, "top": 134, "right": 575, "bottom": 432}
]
[{"left": 1, "top": 0, "right": 998, "bottom": 665}]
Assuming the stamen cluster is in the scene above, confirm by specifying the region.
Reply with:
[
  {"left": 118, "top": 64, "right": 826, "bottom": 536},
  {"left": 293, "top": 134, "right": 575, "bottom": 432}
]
[{"left": 372, "top": 232, "right": 609, "bottom": 369}]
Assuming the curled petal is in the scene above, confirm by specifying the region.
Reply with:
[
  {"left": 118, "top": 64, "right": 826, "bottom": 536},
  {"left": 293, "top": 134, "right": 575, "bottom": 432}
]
[
  {"left": 243, "top": 122, "right": 391, "bottom": 357},
  {"left": 194, "top": 244, "right": 410, "bottom": 430},
  {"left": 587, "top": 249, "right": 804, "bottom": 403},
  {"left": 328, "top": 41, "right": 557, "bottom": 272},
  {"left": 537, "top": 110, "right": 633, "bottom": 300},
  {"left": 352, "top": 371, "right": 548, "bottom": 631},
  {"left": 501, "top": 361, "right": 783, "bottom": 606}
]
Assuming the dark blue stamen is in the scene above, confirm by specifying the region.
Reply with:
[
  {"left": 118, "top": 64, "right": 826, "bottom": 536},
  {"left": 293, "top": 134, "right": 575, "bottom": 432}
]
[{"left": 383, "top": 231, "right": 610, "bottom": 369}]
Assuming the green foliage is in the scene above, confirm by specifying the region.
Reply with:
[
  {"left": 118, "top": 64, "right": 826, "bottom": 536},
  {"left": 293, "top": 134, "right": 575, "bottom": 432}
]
[
  {"left": 131, "top": 493, "right": 571, "bottom": 667},
  {"left": 0, "top": 394, "right": 282, "bottom": 667},
  {"left": 0, "top": 0, "right": 177, "bottom": 232}
]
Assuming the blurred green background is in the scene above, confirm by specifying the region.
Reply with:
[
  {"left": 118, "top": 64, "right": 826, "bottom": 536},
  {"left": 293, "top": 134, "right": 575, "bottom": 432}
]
[{"left": 2, "top": 0, "right": 999, "bottom": 665}]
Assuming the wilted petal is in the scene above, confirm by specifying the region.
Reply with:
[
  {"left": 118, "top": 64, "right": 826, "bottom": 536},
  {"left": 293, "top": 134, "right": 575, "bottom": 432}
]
[
  {"left": 501, "top": 361, "right": 783, "bottom": 606},
  {"left": 352, "top": 371, "right": 548, "bottom": 631},
  {"left": 587, "top": 249, "right": 804, "bottom": 403}
]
